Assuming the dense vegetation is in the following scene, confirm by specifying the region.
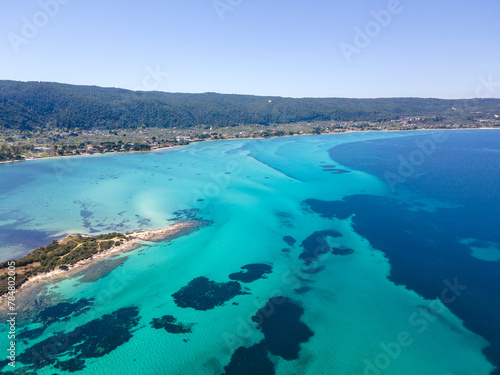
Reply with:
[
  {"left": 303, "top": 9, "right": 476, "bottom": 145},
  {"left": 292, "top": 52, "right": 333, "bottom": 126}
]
[
  {"left": 1, "top": 80, "right": 499, "bottom": 131},
  {"left": 0, "top": 232, "right": 127, "bottom": 296},
  {"left": 0, "top": 143, "right": 34, "bottom": 161}
]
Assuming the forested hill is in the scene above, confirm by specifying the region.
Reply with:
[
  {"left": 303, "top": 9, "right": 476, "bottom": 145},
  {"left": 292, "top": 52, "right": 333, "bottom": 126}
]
[{"left": 1, "top": 80, "right": 499, "bottom": 131}]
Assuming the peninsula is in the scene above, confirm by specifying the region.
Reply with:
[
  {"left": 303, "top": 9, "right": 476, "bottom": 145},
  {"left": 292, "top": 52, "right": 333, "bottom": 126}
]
[{"left": 0, "top": 221, "right": 199, "bottom": 298}]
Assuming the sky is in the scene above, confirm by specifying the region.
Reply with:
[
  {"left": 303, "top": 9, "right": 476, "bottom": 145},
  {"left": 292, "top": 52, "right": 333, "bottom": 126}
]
[{"left": 0, "top": 0, "right": 499, "bottom": 98}]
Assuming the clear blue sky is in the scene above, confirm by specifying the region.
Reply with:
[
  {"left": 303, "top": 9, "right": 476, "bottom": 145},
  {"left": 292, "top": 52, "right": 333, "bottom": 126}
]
[{"left": 1, "top": 0, "right": 499, "bottom": 98}]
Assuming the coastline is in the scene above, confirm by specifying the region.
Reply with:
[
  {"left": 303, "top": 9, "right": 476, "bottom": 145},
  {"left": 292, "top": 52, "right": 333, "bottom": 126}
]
[
  {"left": 0, "top": 221, "right": 199, "bottom": 303},
  {"left": 0, "top": 144, "right": 183, "bottom": 165},
  {"left": 1, "top": 127, "right": 499, "bottom": 166}
]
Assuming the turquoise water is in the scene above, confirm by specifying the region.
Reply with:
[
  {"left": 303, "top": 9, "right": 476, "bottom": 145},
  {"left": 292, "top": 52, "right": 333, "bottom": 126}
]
[{"left": 0, "top": 131, "right": 498, "bottom": 374}]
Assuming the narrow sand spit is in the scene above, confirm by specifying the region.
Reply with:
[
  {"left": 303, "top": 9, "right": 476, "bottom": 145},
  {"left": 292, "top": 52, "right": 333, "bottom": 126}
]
[{"left": 0, "top": 221, "right": 198, "bottom": 304}]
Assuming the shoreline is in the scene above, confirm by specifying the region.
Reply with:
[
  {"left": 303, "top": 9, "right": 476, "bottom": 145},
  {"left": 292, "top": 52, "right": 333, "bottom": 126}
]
[
  {"left": 0, "top": 144, "right": 183, "bottom": 165},
  {"left": 1, "top": 127, "right": 498, "bottom": 165},
  {"left": 0, "top": 221, "right": 199, "bottom": 303}
]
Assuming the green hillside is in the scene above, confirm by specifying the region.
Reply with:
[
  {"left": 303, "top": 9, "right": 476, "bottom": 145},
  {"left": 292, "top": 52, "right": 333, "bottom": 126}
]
[{"left": 1, "top": 80, "right": 498, "bottom": 131}]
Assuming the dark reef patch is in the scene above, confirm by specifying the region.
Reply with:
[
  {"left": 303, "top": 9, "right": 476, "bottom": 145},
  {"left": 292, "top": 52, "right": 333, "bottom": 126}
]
[
  {"left": 331, "top": 247, "right": 354, "bottom": 256},
  {"left": 281, "top": 248, "right": 291, "bottom": 254},
  {"left": 18, "top": 298, "right": 95, "bottom": 341},
  {"left": 229, "top": 264, "right": 273, "bottom": 283},
  {"left": 0, "top": 359, "right": 10, "bottom": 373},
  {"left": 281, "top": 248, "right": 291, "bottom": 259},
  {"left": 297, "top": 276, "right": 315, "bottom": 284},
  {"left": 17, "top": 306, "right": 140, "bottom": 372},
  {"left": 293, "top": 286, "right": 313, "bottom": 295},
  {"left": 172, "top": 277, "right": 247, "bottom": 310},
  {"left": 222, "top": 297, "right": 313, "bottom": 374},
  {"left": 252, "top": 297, "right": 313, "bottom": 360},
  {"left": 283, "top": 235, "right": 296, "bottom": 247},
  {"left": 75, "top": 200, "right": 98, "bottom": 232},
  {"left": 276, "top": 211, "right": 294, "bottom": 228},
  {"left": 80, "top": 209, "right": 93, "bottom": 219},
  {"left": 18, "top": 325, "right": 46, "bottom": 341},
  {"left": 332, "top": 169, "right": 350, "bottom": 174},
  {"left": 168, "top": 208, "right": 200, "bottom": 222},
  {"left": 150, "top": 315, "right": 194, "bottom": 334},
  {"left": 320, "top": 164, "right": 350, "bottom": 174},
  {"left": 302, "top": 265, "right": 325, "bottom": 274},
  {"left": 37, "top": 298, "right": 94, "bottom": 324},
  {"left": 303, "top": 199, "right": 352, "bottom": 220},
  {"left": 167, "top": 208, "right": 214, "bottom": 229},
  {"left": 300, "top": 229, "right": 342, "bottom": 265},
  {"left": 222, "top": 343, "right": 275, "bottom": 375},
  {"left": 55, "top": 357, "right": 86, "bottom": 372}
]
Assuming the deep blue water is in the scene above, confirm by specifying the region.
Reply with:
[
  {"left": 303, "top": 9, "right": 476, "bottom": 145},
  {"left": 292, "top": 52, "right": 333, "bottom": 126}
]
[{"left": 327, "top": 130, "right": 500, "bottom": 372}]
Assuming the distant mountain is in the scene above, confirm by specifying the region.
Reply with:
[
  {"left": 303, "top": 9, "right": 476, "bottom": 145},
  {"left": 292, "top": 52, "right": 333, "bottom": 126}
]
[{"left": 0, "top": 80, "right": 498, "bottom": 131}]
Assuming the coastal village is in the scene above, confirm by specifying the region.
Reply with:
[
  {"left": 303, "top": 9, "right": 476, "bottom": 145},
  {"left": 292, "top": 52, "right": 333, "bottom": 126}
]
[{"left": 1, "top": 117, "right": 498, "bottom": 162}]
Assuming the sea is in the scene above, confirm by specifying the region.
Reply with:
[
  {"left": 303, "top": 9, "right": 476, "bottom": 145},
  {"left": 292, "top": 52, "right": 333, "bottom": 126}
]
[{"left": 0, "top": 129, "right": 499, "bottom": 375}]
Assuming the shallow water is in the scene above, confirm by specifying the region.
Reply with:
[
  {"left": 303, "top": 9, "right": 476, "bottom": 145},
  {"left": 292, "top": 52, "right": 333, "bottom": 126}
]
[{"left": 0, "top": 130, "right": 498, "bottom": 374}]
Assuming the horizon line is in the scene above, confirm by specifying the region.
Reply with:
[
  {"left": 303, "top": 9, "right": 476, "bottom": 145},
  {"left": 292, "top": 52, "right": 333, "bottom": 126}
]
[{"left": 1, "top": 79, "right": 499, "bottom": 101}]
